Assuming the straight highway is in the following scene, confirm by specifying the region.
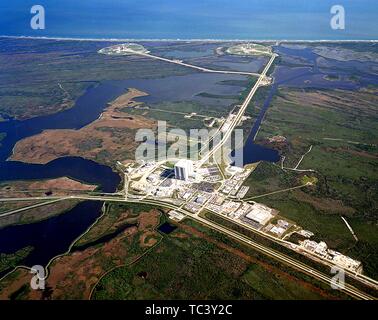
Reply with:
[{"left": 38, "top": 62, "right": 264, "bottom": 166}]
[
  {"left": 1, "top": 193, "right": 376, "bottom": 299},
  {"left": 126, "top": 49, "right": 261, "bottom": 77},
  {"left": 1, "top": 49, "right": 377, "bottom": 300},
  {"left": 198, "top": 53, "right": 277, "bottom": 166}
]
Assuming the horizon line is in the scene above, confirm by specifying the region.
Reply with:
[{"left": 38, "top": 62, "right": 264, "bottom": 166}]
[{"left": 1, "top": 35, "right": 378, "bottom": 43}]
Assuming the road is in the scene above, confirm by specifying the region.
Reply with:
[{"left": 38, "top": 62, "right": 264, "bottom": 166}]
[
  {"left": 243, "top": 183, "right": 311, "bottom": 201},
  {"left": 198, "top": 53, "right": 277, "bottom": 166},
  {"left": 126, "top": 50, "right": 261, "bottom": 77},
  {"left": 0, "top": 193, "right": 376, "bottom": 299},
  {"left": 293, "top": 145, "right": 313, "bottom": 170},
  {"left": 0, "top": 198, "right": 68, "bottom": 217},
  {"left": 122, "top": 196, "right": 376, "bottom": 300},
  {"left": 341, "top": 216, "right": 359, "bottom": 242},
  {"left": 192, "top": 211, "right": 375, "bottom": 300},
  {"left": 1, "top": 49, "right": 377, "bottom": 299}
]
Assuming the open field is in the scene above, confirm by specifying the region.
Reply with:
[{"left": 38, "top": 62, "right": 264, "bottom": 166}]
[
  {"left": 123, "top": 101, "right": 207, "bottom": 132},
  {"left": 0, "top": 177, "right": 97, "bottom": 195},
  {"left": 313, "top": 46, "right": 378, "bottom": 62},
  {"left": 92, "top": 217, "right": 347, "bottom": 300}
]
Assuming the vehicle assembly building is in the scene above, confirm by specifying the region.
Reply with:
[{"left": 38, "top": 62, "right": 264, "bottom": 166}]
[{"left": 174, "top": 159, "right": 194, "bottom": 181}]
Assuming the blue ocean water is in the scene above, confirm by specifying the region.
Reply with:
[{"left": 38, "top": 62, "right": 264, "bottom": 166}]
[{"left": 1, "top": 0, "right": 377, "bottom": 40}]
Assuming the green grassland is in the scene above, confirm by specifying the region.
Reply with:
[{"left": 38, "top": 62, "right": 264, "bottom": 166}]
[
  {"left": 123, "top": 102, "right": 206, "bottom": 132},
  {"left": 91, "top": 126, "right": 137, "bottom": 165},
  {"left": 92, "top": 215, "right": 347, "bottom": 300},
  {"left": 244, "top": 87, "right": 378, "bottom": 278},
  {"left": 75, "top": 202, "right": 157, "bottom": 248},
  {"left": 121, "top": 77, "right": 257, "bottom": 133},
  {"left": 242, "top": 263, "right": 324, "bottom": 300},
  {"left": 0, "top": 199, "right": 80, "bottom": 229},
  {"left": 0, "top": 247, "right": 33, "bottom": 274}
]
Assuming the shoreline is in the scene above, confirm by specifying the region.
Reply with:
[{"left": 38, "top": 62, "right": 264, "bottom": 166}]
[
  {"left": 1, "top": 35, "right": 377, "bottom": 43},
  {"left": 0, "top": 205, "right": 164, "bottom": 300},
  {"left": 0, "top": 202, "right": 108, "bottom": 285}
]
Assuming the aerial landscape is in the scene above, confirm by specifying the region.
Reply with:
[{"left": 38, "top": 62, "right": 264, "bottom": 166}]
[{"left": 0, "top": 0, "right": 377, "bottom": 306}]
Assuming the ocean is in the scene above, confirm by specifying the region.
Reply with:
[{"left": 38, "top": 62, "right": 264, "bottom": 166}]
[{"left": 1, "top": 0, "right": 377, "bottom": 40}]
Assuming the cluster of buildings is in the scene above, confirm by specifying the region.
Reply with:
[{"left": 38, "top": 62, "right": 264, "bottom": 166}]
[
  {"left": 198, "top": 165, "right": 222, "bottom": 183},
  {"left": 122, "top": 158, "right": 363, "bottom": 274},
  {"left": 220, "top": 113, "right": 237, "bottom": 133},
  {"left": 184, "top": 192, "right": 213, "bottom": 214},
  {"left": 129, "top": 159, "right": 196, "bottom": 197},
  {"left": 263, "top": 219, "right": 292, "bottom": 237},
  {"left": 299, "top": 240, "right": 362, "bottom": 272},
  {"left": 127, "top": 161, "right": 156, "bottom": 179},
  {"left": 130, "top": 163, "right": 175, "bottom": 197},
  {"left": 220, "top": 166, "right": 252, "bottom": 197},
  {"left": 225, "top": 43, "right": 272, "bottom": 56},
  {"left": 259, "top": 76, "right": 273, "bottom": 86},
  {"left": 205, "top": 194, "right": 282, "bottom": 232},
  {"left": 218, "top": 106, "right": 251, "bottom": 134},
  {"left": 98, "top": 43, "right": 149, "bottom": 55},
  {"left": 207, "top": 195, "right": 241, "bottom": 216},
  {"left": 296, "top": 229, "right": 315, "bottom": 238},
  {"left": 184, "top": 112, "right": 197, "bottom": 119},
  {"left": 235, "top": 186, "right": 249, "bottom": 199}
]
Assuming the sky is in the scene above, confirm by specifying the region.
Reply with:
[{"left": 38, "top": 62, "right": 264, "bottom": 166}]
[{"left": 0, "top": 0, "right": 377, "bottom": 40}]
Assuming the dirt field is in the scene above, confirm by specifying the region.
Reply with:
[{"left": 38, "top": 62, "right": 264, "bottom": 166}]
[
  {"left": 29, "top": 177, "right": 96, "bottom": 192},
  {"left": 0, "top": 177, "right": 96, "bottom": 195}
]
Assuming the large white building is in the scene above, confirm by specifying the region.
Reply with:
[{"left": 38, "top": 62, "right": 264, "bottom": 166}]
[
  {"left": 174, "top": 159, "right": 194, "bottom": 181},
  {"left": 245, "top": 203, "right": 273, "bottom": 225}
]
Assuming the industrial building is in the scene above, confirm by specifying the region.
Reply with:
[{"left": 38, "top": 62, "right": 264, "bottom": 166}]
[
  {"left": 244, "top": 203, "right": 274, "bottom": 225},
  {"left": 174, "top": 159, "right": 194, "bottom": 181},
  {"left": 300, "top": 240, "right": 362, "bottom": 272}
]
